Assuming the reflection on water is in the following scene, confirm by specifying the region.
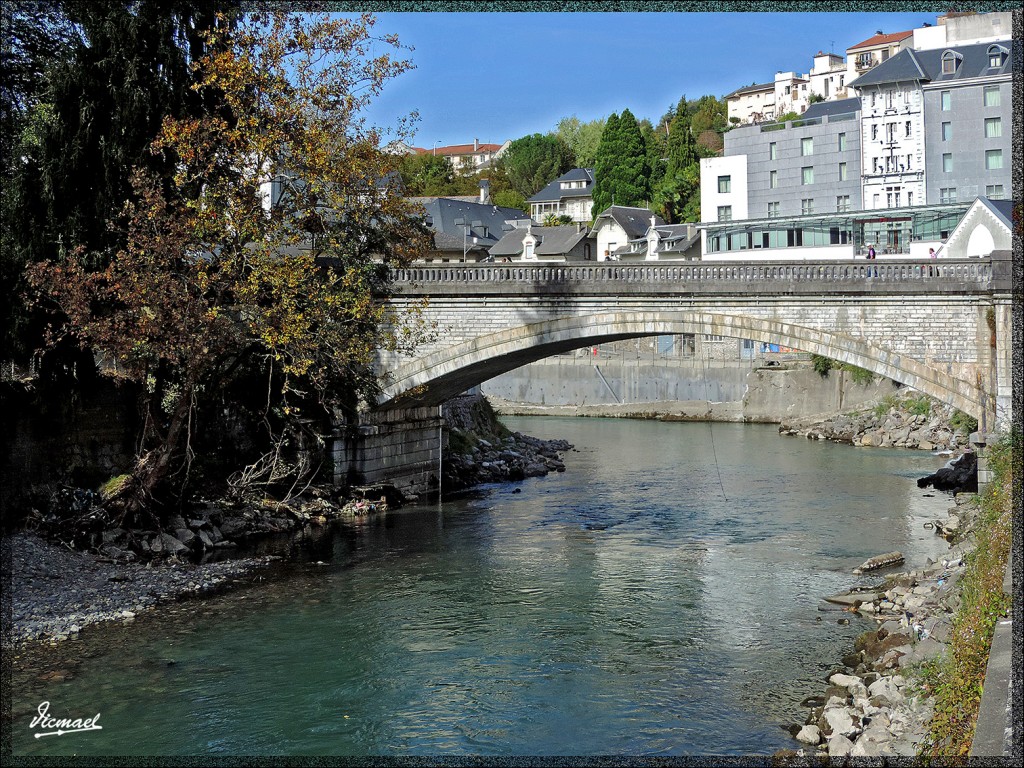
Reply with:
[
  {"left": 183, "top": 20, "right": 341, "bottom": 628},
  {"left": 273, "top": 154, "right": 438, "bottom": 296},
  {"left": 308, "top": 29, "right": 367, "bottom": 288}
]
[{"left": 11, "top": 418, "right": 955, "bottom": 756}]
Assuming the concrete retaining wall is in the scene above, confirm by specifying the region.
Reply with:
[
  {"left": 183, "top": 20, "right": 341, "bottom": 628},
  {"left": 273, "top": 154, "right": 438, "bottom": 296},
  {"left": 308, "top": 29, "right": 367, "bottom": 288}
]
[{"left": 481, "top": 359, "right": 896, "bottom": 423}]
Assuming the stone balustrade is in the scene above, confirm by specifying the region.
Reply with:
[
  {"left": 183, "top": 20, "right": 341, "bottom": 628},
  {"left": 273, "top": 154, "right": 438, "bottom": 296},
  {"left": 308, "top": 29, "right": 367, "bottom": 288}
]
[{"left": 391, "top": 258, "right": 992, "bottom": 296}]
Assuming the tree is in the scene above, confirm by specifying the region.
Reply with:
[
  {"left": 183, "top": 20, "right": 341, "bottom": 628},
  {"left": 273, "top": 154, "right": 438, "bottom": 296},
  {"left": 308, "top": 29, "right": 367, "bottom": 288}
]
[
  {"left": 554, "top": 114, "right": 605, "bottom": 168},
  {"left": 653, "top": 107, "right": 700, "bottom": 223},
  {"left": 590, "top": 109, "right": 651, "bottom": 218},
  {"left": 498, "top": 133, "right": 574, "bottom": 198},
  {"left": 398, "top": 152, "right": 456, "bottom": 196},
  {"left": 4, "top": 2, "right": 238, "bottom": 365},
  {"left": 27, "top": 10, "right": 431, "bottom": 521},
  {"left": 690, "top": 94, "right": 729, "bottom": 157}
]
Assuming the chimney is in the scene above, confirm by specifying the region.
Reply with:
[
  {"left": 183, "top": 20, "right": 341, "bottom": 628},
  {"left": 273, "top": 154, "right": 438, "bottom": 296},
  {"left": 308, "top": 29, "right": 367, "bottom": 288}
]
[
  {"left": 479, "top": 179, "right": 490, "bottom": 204},
  {"left": 474, "top": 138, "right": 480, "bottom": 152}
]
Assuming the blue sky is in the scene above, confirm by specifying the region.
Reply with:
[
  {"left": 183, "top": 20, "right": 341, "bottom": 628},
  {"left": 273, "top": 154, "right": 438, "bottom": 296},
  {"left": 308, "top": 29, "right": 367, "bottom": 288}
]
[{"left": 357, "top": 10, "right": 939, "bottom": 148}]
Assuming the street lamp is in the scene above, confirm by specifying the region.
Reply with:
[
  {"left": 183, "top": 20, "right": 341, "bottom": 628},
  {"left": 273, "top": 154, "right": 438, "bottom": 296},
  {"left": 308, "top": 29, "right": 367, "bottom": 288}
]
[{"left": 432, "top": 141, "right": 441, "bottom": 156}]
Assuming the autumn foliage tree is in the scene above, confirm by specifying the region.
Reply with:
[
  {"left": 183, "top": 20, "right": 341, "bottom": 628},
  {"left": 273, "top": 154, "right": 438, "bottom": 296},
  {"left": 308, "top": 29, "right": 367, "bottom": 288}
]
[{"left": 28, "top": 11, "right": 431, "bottom": 522}]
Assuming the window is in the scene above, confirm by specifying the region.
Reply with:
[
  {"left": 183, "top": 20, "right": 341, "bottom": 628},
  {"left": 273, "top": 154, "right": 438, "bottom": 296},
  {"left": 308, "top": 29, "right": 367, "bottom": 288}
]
[
  {"left": 836, "top": 195, "right": 850, "bottom": 212},
  {"left": 941, "top": 50, "right": 961, "bottom": 74},
  {"left": 769, "top": 170, "right": 778, "bottom": 189},
  {"left": 801, "top": 166, "right": 814, "bottom": 185},
  {"left": 838, "top": 132, "right": 847, "bottom": 151},
  {"left": 985, "top": 149, "right": 1003, "bottom": 170},
  {"left": 769, "top": 142, "right": 777, "bottom": 160},
  {"left": 941, "top": 122, "right": 952, "bottom": 141},
  {"left": 986, "top": 184, "right": 1004, "bottom": 199},
  {"left": 767, "top": 201, "right": 780, "bottom": 218},
  {"left": 801, "top": 137, "right": 813, "bottom": 156},
  {"left": 984, "top": 117, "right": 1001, "bottom": 138},
  {"left": 907, "top": 192, "right": 913, "bottom": 206},
  {"left": 984, "top": 86, "right": 1000, "bottom": 107},
  {"left": 905, "top": 120, "right": 912, "bottom": 137},
  {"left": 839, "top": 162, "right": 847, "bottom": 181},
  {"left": 940, "top": 91, "right": 951, "bottom": 111},
  {"left": 717, "top": 205, "right": 732, "bottom": 222},
  {"left": 988, "top": 45, "right": 1007, "bottom": 68},
  {"left": 872, "top": 157, "right": 879, "bottom": 174},
  {"left": 801, "top": 198, "right": 814, "bottom": 215},
  {"left": 940, "top": 187, "right": 957, "bottom": 204},
  {"left": 718, "top": 175, "right": 731, "bottom": 193},
  {"left": 942, "top": 153, "right": 953, "bottom": 173},
  {"left": 871, "top": 124, "right": 878, "bottom": 140}
]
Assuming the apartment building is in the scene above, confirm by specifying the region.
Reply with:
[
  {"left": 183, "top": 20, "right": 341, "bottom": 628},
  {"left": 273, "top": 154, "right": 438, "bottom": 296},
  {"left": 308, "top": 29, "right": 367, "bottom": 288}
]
[{"left": 700, "top": 13, "right": 1013, "bottom": 260}]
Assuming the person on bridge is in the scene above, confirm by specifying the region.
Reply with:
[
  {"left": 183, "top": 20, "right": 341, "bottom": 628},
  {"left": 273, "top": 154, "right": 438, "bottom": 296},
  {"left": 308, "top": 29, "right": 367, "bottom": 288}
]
[{"left": 867, "top": 244, "right": 878, "bottom": 277}]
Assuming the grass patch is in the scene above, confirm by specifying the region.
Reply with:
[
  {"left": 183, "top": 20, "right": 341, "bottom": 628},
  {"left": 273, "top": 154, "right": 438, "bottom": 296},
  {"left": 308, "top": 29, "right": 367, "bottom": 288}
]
[
  {"left": 950, "top": 410, "right": 979, "bottom": 435},
  {"left": 811, "top": 355, "right": 874, "bottom": 384},
  {"left": 918, "top": 434, "right": 1015, "bottom": 759}
]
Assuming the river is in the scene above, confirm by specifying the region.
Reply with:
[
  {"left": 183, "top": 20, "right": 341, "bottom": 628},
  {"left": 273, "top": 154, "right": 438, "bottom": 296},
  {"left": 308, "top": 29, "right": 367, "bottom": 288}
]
[{"left": 10, "top": 417, "right": 956, "bottom": 757}]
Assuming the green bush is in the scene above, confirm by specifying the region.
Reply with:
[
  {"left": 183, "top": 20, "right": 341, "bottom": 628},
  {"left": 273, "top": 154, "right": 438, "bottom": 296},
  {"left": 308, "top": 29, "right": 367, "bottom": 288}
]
[
  {"left": 950, "top": 410, "right": 979, "bottom": 435},
  {"left": 811, "top": 354, "right": 833, "bottom": 377}
]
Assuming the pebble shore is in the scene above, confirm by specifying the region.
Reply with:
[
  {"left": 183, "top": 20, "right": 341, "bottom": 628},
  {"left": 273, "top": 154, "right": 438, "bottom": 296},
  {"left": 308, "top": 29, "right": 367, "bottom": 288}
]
[
  {"left": 3, "top": 532, "right": 275, "bottom": 649},
  {"left": 780, "top": 493, "right": 981, "bottom": 759}
]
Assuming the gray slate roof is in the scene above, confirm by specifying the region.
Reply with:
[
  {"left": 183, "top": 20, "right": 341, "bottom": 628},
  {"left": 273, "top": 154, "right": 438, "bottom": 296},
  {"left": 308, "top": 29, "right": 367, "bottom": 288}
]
[
  {"left": 850, "top": 40, "right": 1013, "bottom": 89},
  {"left": 801, "top": 97, "right": 861, "bottom": 120},
  {"left": 413, "top": 197, "right": 526, "bottom": 251},
  {"left": 595, "top": 206, "right": 666, "bottom": 240},
  {"left": 982, "top": 198, "right": 1013, "bottom": 232},
  {"left": 489, "top": 225, "right": 588, "bottom": 257},
  {"left": 527, "top": 168, "right": 595, "bottom": 204}
]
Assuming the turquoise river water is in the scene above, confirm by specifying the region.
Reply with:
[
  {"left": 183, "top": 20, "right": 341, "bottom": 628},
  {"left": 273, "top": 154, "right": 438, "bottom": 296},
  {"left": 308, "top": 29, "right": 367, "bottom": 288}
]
[{"left": 10, "top": 417, "right": 957, "bottom": 757}]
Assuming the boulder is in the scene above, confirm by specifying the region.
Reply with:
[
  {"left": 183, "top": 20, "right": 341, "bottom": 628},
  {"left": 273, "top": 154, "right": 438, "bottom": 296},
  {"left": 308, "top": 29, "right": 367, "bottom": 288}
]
[
  {"left": 795, "top": 725, "right": 821, "bottom": 744},
  {"left": 917, "top": 452, "right": 978, "bottom": 493},
  {"left": 827, "top": 733, "right": 855, "bottom": 757}
]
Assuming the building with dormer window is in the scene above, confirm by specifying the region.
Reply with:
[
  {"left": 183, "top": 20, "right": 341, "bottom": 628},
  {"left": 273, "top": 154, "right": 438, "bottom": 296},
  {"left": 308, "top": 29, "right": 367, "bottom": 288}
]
[{"left": 526, "top": 168, "right": 596, "bottom": 223}]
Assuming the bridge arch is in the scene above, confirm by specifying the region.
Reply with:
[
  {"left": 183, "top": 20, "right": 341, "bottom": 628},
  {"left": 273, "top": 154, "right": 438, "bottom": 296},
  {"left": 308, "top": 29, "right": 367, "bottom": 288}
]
[{"left": 377, "top": 311, "right": 983, "bottom": 418}]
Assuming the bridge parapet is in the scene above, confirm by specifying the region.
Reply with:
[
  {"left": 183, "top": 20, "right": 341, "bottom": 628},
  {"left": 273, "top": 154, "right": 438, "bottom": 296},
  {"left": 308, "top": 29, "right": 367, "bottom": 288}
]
[{"left": 392, "top": 258, "right": 993, "bottom": 296}]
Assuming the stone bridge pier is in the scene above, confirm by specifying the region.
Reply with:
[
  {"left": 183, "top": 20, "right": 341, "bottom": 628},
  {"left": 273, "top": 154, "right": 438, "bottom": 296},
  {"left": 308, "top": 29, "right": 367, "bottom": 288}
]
[{"left": 330, "top": 406, "right": 444, "bottom": 499}]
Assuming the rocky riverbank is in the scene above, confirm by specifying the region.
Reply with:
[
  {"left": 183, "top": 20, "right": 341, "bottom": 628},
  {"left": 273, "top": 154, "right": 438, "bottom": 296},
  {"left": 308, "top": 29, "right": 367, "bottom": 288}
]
[
  {"left": 441, "top": 394, "right": 572, "bottom": 493},
  {"left": 2, "top": 531, "right": 277, "bottom": 648},
  {"left": 4, "top": 395, "right": 571, "bottom": 650},
  {"left": 778, "top": 493, "right": 983, "bottom": 759},
  {"left": 778, "top": 392, "right": 974, "bottom": 453}
]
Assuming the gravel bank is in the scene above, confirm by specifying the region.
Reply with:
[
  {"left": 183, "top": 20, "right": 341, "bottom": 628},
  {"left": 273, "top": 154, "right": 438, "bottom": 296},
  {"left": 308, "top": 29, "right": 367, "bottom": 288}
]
[{"left": 2, "top": 532, "right": 275, "bottom": 649}]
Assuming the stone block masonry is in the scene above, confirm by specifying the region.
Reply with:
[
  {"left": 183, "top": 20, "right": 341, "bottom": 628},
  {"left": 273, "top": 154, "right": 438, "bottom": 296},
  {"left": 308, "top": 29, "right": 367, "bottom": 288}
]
[{"left": 331, "top": 406, "right": 444, "bottom": 499}]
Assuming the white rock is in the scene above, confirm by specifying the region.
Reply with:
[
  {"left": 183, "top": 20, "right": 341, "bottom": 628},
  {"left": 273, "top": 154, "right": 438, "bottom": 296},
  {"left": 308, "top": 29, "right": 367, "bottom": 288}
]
[
  {"left": 869, "top": 677, "right": 906, "bottom": 705},
  {"left": 829, "top": 673, "right": 863, "bottom": 689},
  {"left": 828, "top": 734, "right": 855, "bottom": 756},
  {"left": 796, "top": 725, "right": 821, "bottom": 744},
  {"left": 824, "top": 707, "right": 861, "bottom": 738}
]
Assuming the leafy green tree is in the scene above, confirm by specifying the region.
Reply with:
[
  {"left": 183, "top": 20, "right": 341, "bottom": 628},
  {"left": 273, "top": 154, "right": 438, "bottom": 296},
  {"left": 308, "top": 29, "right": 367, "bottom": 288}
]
[
  {"left": 590, "top": 109, "right": 651, "bottom": 218},
  {"left": 498, "top": 132, "right": 574, "bottom": 198},
  {"left": 690, "top": 94, "right": 729, "bottom": 157},
  {"left": 640, "top": 118, "right": 667, "bottom": 196},
  {"left": 398, "top": 153, "right": 456, "bottom": 196},
  {"left": 492, "top": 189, "right": 527, "bottom": 211},
  {"left": 27, "top": 10, "right": 431, "bottom": 520},
  {"left": 653, "top": 107, "right": 700, "bottom": 223},
  {"left": 554, "top": 114, "right": 605, "bottom": 168}
]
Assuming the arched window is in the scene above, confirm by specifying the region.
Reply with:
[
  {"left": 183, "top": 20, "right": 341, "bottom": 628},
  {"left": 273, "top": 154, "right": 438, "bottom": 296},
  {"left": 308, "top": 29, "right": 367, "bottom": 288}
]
[
  {"left": 941, "top": 50, "right": 962, "bottom": 75},
  {"left": 987, "top": 45, "right": 1008, "bottom": 68}
]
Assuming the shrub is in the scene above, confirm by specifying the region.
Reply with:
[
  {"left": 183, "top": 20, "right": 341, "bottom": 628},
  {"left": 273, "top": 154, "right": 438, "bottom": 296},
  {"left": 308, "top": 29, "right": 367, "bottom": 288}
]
[
  {"left": 950, "top": 410, "right": 979, "bottom": 435},
  {"left": 811, "top": 354, "right": 834, "bottom": 377}
]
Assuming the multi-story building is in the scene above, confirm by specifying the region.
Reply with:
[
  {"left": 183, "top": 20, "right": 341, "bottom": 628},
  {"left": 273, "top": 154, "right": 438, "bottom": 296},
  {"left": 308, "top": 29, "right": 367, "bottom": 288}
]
[
  {"left": 726, "top": 71, "right": 811, "bottom": 125},
  {"left": 845, "top": 29, "right": 914, "bottom": 83},
  {"left": 700, "top": 12, "right": 1013, "bottom": 260},
  {"left": 411, "top": 139, "right": 511, "bottom": 174}
]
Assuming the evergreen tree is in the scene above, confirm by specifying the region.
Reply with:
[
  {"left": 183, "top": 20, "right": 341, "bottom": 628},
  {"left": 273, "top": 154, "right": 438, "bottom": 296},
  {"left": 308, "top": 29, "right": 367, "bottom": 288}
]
[
  {"left": 590, "top": 108, "right": 650, "bottom": 219},
  {"left": 654, "top": 107, "right": 701, "bottom": 223}
]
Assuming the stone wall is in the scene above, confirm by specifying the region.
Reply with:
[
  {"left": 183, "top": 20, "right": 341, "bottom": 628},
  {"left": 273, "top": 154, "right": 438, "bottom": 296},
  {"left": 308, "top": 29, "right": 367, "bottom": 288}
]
[
  {"left": 1, "top": 379, "right": 139, "bottom": 526},
  {"left": 330, "top": 406, "right": 444, "bottom": 499}
]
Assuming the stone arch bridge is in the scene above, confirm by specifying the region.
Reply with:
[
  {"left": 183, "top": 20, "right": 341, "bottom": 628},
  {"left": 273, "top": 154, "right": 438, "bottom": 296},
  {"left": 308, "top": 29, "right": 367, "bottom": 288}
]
[{"left": 336, "top": 254, "right": 1012, "bottom": 496}]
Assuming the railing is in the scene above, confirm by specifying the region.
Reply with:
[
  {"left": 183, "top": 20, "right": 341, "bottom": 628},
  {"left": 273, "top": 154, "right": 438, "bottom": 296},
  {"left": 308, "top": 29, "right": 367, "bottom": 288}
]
[{"left": 390, "top": 258, "right": 993, "bottom": 294}]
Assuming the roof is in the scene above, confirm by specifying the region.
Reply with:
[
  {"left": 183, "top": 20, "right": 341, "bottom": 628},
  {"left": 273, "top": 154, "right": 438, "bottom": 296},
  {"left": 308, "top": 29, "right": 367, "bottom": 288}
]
[
  {"left": 727, "top": 82, "right": 774, "bottom": 99},
  {"left": 851, "top": 40, "right": 1013, "bottom": 88},
  {"left": 981, "top": 198, "right": 1013, "bottom": 231},
  {"left": 488, "top": 225, "right": 588, "bottom": 257},
  {"left": 415, "top": 197, "right": 526, "bottom": 252},
  {"left": 526, "top": 168, "right": 595, "bottom": 204},
  {"left": 800, "top": 97, "right": 861, "bottom": 120},
  {"left": 412, "top": 142, "right": 504, "bottom": 156},
  {"left": 594, "top": 206, "right": 666, "bottom": 239},
  {"left": 847, "top": 30, "right": 913, "bottom": 52}
]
